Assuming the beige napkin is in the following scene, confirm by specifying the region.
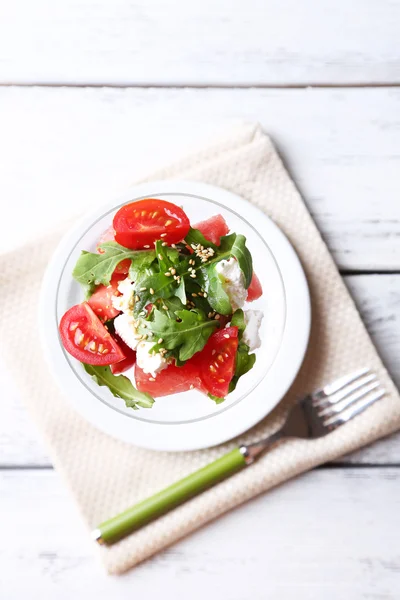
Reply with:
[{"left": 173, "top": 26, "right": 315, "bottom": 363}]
[{"left": 1, "top": 124, "right": 399, "bottom": 575}]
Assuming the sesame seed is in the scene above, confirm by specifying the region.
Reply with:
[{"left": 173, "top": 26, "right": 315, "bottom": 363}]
[
  {"left": 203, "top": 292, "right": 208, "bottom": 298},
  {"left": 218, "top": 378, "right": 225, "bottom": 383},
  {"left": 149, "top": 377, "right": 155, "bottom": 382},
  {"left": 210, "top": 365, "right": 216, "bottom": 373},
  {"left": 170, "top": 268, "right": 176, "bottom": 275},
  {"left": 163, "top": 305, "right": 168, "bottom": 310},
  {"left": 192, "top": 293, "right": 197, "bottom": 297},
  {"left": 224, "top": 333, "right": 230, "bottom": 339},
  {"left": 135, "top": 295, "right": 140, "bottom": 302},
  {"left": 160, "top": 233, "right": 167, "bottom": 238},
  {"left": 158, "top": 253, "right": 163, "bottom": 260},
  {"left": 171, "top": 244, "right": 176, "bottom": 248},
  {"left": 140, "top": 286, "right": 147, "bottom": 291},
  {"left": 157, "top": 338, "right": 163, "bottom": 344},
  {"left": 215, "top": 314, "right": 220, "bottom": 320},
  {"left": 149, "top": 288, "right": 155, "bottom": 295},
  {"left": 189, "top": 384, "right": 194, "bottom": 390},
  {"left": 208, "top": 312, "right": 213, "bottom": 318},
  {"left": 165, "top": 272, "right": 171, "bottom": 276},
  {"left": 144, "top": 245, "right": 150, "bottom": 249},
  {"left": 165, "top": 219, "right": 173, "bottom": 226},
  {"left": 190, "top": 273, "right": 196, "bottom": 278},
  {"left": 162, "top": 242, "right": 168, "bottom": 246}
]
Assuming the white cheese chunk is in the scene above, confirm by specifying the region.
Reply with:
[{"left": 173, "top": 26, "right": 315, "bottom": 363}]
[
  {"left": 242, "top": 309, "right": 264, "bottom": 351},
  {"left": 113, "top": 313, "right": 141, "bottom": 351},
  {"left": 215, "top": 257, "right": 247, "bottom": 311},
  {"left": 136, "top": 341, "right": 169, "bottom": 378},
  {"left": 111, "top": 276, "right": 135, "bottom": 313}
]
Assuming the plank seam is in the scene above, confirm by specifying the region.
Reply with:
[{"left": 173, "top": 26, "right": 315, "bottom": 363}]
[{"left": 1, "top": 83, "right": 400, "bottom": 90}]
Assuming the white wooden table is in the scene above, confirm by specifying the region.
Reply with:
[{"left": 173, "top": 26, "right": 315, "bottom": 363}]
[{"left": 1, "top": 2, "right": 400, "bottom": 598}]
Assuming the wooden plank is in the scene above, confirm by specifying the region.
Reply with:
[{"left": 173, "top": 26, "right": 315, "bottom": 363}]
[
  {"left": 1, "top": 468, "right": 399, "bottom": 599},
  {"left": 1, "top": 1, "right": 400, "bottom": 85},
  {"left": 1, "top": 275, "right": 399, "bottom": 467},
  {"left": 0, "top": 86, "right": 400, "bottom": 269}
]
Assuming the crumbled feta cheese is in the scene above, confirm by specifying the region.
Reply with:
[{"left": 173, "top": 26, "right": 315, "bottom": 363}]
[
  {"left": 114, "top": 313, "right": 141, "bottom": 350},
  {"left": 111, "top": 277, "right": 135, "bottom": 313},
  {"left": 136, "top": 341, "right": 169, "bottom": 378},
  {"left": 243, "top": 310, "right": 264, "bottom": 351},
  {"left": 215, "top": 257, "right": 247, "bottom": 310}
]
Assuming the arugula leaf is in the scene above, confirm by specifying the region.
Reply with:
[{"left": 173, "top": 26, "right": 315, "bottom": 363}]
[
  {"left": 229, "top": 342, "right": 256, "bottom": 393},
  {"left": 208, "top": 393, "right": 226, "bottom": 404},
  {"left": 155, "top": 240, "right": 179, "bottom": 272},
  {"left": 72, "top": 242, "right": 156, "bottom": 289},
  {"left": 83, "top": 364, "right": 154, "bottom": 409},
  {"left": 140, "top": 307, "right": 218, "bottom": 362},
  {"left": 231, "top": 309, "right": 246, "bottom": 339},
  {"left": 133, "top": 271, "right": 178, "bottom": 314},
  {"left": 184, "top": 279, "right": 214, "bottom": 315},
  {"left": 184, "top": 227, "right": 218, "bottom": 252},
  {"left": 198, "top": 265, "right": 232, "bottom": 315},
  {"left": 219, "top": 234, "right": 253, "bottom": 288},
  {"left": 185, "top": 233, "right": 253, "bottom": 314},
  {"left": 132, "top": 241, "right": 185, "bottom": 314}
]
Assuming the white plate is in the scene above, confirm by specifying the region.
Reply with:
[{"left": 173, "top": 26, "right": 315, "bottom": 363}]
[{"left": 39, "top": 181, "right": 311, "bottom": 451}]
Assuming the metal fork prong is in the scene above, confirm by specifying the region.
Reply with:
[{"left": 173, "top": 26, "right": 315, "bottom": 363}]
[
  {"left": 314, "top": 373, "right": 377, "bottom": 408},
  {"left": 311, "top": 367, "right": 371, "bottom": 402},
  {"left": 317, "top": 381, "right": 381, "bottom": 418},
  {"left": 323, "top": 388, "right": 385, "bottom": 429}
]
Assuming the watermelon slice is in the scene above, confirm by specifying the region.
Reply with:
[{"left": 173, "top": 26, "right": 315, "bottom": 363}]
[
  {"left": 135, "top": 361, "right": 206, "bottom": 397},
  {"left": 247, "top": 272, "right": 263, "bottom": 302},
  {"left": 193, "top": 214, "right": 229, "bottom": 245}
]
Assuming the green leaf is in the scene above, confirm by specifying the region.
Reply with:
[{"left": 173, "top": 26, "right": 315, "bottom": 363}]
[
  {"left": 83, "top": 364, "right": 154, "bottom": 409},
  {"left": 184, "top": 279, "right": 214, "bottom": 315},
  {"left": 155, "top": 240, "right": 179, "bottom": 272},
  {"left": 185, "top": 227, "right": 218, "bottom": 252},
  {"left": 72, "top": 242, "right": 156, "bottom": 290},
  {"left": 199, "top": 264, "right": 232, "bottom": 315},
  {"left": 132, "top": 241, "right": 185, "bottom": 314},
  {"left": 208, "top": 393, "right": 226, "bottom": 404},
  {"left": 229, "top": 342, "right": 256, "bottom": 393},
  {"left": 219, "top": 233, "right": 253, "bottom": 288},
  {"left": 133, "top": 271, "right": 179, "bottom": 315},
  {"left": 231, "top": 309, "right": 246, "bottom": 340},
  {"left": 141, "top": 307, "right": 219, "bottom": 362}
]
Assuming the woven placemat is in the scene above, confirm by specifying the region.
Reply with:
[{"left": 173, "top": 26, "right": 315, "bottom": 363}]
[{"left": 1, "top": 123, "right": 399, "bottom": 574}]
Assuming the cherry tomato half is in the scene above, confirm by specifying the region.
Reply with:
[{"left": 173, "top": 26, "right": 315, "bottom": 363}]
[
  {"left": 113, "top": 199, "right": 190, "bottom": 250},
  {"left": 59, "top": 302, "right": 125, "bottom": 365}
]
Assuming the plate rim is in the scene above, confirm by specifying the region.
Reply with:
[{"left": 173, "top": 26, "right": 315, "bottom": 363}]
[{"left": 39, "top": 180, "right": 311, "bottom": 451}]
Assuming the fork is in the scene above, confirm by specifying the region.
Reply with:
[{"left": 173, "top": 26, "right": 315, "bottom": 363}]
[{"left": 92, "top": 367, "right": 385, "bottom": 546}]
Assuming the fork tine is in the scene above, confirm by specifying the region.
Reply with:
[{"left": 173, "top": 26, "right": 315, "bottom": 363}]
[
  {"left": 317, "top": 380, "right": 381, "bottom": 418},
  {"left": 323, "top": 388, "right": 385, "bottom": 429},
  {"left": 311, "top": 367, "right": 371, "bottom": 402},
  {"left": 314, "top": 373, "right": 377, "bottom": 408}
]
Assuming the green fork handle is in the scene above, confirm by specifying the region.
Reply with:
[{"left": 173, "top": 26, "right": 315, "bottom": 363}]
[{"left": 93, "top": 447, "right": 247, "bottom": 545}]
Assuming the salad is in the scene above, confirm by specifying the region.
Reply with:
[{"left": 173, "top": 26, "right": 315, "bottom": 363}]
[{"left": 59, "top": 199, "right": 264, "bottom": 411}]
